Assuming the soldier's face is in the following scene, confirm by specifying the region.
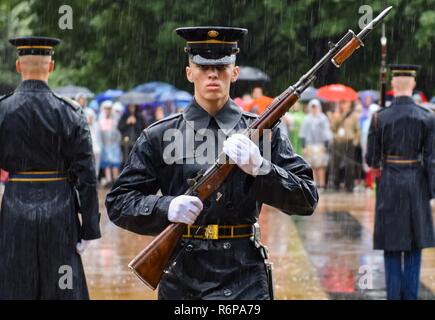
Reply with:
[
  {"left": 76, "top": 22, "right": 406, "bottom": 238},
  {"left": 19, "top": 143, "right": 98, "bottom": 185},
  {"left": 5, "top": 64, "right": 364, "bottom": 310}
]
[{"left": 186, "top": 62, "right": 240, "bottom": 103}]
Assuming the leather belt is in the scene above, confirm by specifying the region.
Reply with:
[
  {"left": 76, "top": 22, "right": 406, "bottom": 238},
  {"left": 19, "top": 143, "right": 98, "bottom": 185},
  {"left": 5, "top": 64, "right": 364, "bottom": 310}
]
[
  {"left": 183, "top": 224, "right": 254, "bottom": 240},
  {"left": 8, "top": 171, "right": 67, "bottom": 182},
  {"left": 384, "top": 155, "right": 420, "bottom": 164}
]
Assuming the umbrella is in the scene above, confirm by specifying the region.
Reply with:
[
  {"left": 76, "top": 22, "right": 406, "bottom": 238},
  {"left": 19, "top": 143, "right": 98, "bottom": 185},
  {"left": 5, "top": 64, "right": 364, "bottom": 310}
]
[
  {"left": 152, "top": 90, "right": 194, "bottom": 114},
  {"left": 53, "top": 85, "right": 94, "bottom": 99},
  {"left": 317, "top": 84, "right": 358, "bottom": 102},
  {"left": 237, "top": 66, "right": 270, "bottom": 81},
  {"left": 299, "top": 86, "right": 318, "bottom": 102},
  {"left": 431, "top": 97, "right": 435, "bottom": 104},
  {"left": 94, "top": 89, "right": 124, "bottom": 104},
  {"left": 358, "top": 90, "right": 380, "bottom": 101},
  {"left": 157, "top": 90, "right": 193, "bottom": 106},
  {"left": 133, "top": 81, "right": 177, "bottom": 100},
  {"left": 118, "top": 91, "right": 154, "bottom": 105},
  {"left": 88, "top": 99, "right": 99, "bottom": 114}
]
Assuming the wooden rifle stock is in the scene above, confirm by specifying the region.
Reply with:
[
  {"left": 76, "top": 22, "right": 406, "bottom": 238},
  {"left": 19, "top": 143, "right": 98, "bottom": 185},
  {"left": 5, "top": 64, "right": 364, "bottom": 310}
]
[
  {"left": 128, "top": 7, "right": 392, "bottom": 290},
  {"left": 331, "top": 30, "right": 363, "bottom": 67}
]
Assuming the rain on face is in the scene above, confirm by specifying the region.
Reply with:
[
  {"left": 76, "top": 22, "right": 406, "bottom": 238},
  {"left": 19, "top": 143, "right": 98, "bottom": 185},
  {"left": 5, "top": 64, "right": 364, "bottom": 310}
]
[{"left": 186, "top": 62, "right": 240, "bottom": 103}]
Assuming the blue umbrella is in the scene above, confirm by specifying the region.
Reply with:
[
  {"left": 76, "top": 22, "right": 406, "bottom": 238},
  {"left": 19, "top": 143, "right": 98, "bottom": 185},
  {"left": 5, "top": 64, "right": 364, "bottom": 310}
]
[
  {"left": 173, "top": 91, "right": 193, "bottom": 109},
  {"left": 431, "top": 96, "right": 435, "bottom": 104},
  {"left": 153, "top": 90, "right": 193, "bottom": 115},
  {"left": 358, "top": 90, "right": 380, "bottom": 103},
  {"left": 133, "top": 82, "right": 176, "bottom": 100},
  {"left": 118, "top": 91, "right": 154, "bottom": 105},
  {"left": 88, "top": 99, "right": 99, "bottom": 114},
  {"left": 157, "top": 90, "right": 193, "bottom": 107},
  {"left": 95, "top": 89, "right": 124, "bottom": 104}
]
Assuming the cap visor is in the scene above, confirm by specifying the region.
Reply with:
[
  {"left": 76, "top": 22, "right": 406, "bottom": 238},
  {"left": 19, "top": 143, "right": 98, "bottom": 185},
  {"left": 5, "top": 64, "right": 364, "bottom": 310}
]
[{"left": 191, "top": 54, "right": 236, "bottom": 65}]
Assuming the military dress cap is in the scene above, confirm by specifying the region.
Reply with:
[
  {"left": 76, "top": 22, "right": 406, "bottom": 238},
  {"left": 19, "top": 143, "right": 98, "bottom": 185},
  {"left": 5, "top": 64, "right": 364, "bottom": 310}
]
[
  {"left": 389, "top": 64, "right": 420, "bottom": 77},
  {"left": 176, "top": 26, "right": 248, "bottom": 65},
  {"left": 9, "top": 36, "right": 61, "bottom": 56}
]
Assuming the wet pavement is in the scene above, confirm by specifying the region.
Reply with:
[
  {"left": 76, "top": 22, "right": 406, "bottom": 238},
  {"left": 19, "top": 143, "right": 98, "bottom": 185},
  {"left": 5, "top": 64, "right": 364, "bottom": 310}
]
[
  {"left": 295, "top": 190, "right": 435, "bottom": 300},
  {"left": 1, "top": 186, "right": 435, "bottom": 299},
  {"left": 83, "top": 188, "right": 435, "bottom": 299}
]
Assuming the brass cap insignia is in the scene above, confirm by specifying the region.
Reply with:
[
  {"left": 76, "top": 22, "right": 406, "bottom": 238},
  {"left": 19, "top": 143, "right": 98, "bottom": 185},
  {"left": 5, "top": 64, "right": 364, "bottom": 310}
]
[{"left": 208, "top": 30, "right": 219, "bottom": 38}]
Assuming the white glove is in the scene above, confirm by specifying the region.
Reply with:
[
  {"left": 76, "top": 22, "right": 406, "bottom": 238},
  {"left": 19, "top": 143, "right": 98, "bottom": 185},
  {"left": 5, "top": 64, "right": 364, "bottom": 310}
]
[
  {"left": 76, "top": 240, "right": 91, "bottom": 255},
  {"left": 223, "top": 133, "right": 264, "bottom": 176},
  {"left": 168, "top": 195, "right": 203, "bottom": 225}
]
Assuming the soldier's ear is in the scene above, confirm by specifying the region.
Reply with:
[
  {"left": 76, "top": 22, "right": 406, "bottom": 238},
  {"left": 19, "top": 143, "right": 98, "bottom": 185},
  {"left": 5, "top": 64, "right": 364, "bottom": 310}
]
[
  {"left": 231, "top": 65, "right": 240, "bottom": 83},
  {"left": 186, "top": 66, "right": 193, "bottom": 83},
  {"left": 16, "top": 59, "right": 21, "bottom": 74},
  {"left": 49, "top": 60, "right": 55, "bottom": 73}
]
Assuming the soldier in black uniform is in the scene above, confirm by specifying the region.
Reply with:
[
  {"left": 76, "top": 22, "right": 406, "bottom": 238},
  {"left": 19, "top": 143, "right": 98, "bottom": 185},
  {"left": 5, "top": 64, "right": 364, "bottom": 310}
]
[
  {"left": 0, "top": 37, "right": 101, "bottom": 299},
  {"left": 105, "top": 27, "right": 318, "bottom": 300},
  {"left": 366, "top": 64, "right": 435, "bottom": 300}
]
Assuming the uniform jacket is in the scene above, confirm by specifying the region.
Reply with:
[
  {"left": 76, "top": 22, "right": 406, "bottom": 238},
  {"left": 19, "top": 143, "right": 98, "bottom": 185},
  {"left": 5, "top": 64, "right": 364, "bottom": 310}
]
[
  {"left": 366, "top": 96, "right": 435, "bottom": 251},
  {"left": 106, "top": 99, "right": 318, "bottom": 299},
  {"left": 0, "top": 80, "right": 101, "bottom": 299}
]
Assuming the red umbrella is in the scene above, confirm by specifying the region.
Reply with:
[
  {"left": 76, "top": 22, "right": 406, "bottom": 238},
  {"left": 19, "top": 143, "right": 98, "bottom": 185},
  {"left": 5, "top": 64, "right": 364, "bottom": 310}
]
[{"left": 317, "top": 84, "right": 358, "bottom": 102}]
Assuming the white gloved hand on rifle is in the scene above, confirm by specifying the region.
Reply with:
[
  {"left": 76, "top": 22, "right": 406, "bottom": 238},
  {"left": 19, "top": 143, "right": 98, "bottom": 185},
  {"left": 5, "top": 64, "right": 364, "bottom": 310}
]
[
  {"left": 223, "top": 133, "right": 268, "bottom": 176},
  {"left": 168, "top": 195, "right": 203, "bottom": 225}
]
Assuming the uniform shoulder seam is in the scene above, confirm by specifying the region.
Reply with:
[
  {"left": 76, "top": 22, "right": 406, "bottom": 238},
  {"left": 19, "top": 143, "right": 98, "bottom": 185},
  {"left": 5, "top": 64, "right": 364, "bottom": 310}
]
[
  {"left": 0, "top": 92, "right": 14, "bottom": 103},
  {"left": 417, "top": 104, "right": 431, "bottom": 113},
  {"left": 52, "top": 92, "right": 81, "bottom": 111}
]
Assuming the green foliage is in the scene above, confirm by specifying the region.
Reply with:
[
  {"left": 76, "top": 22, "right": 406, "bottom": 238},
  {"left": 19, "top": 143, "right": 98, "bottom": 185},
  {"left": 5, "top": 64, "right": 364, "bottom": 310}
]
[
  {"left": 0, "top": 0, "right": 36, "bottom": 88},
  {"left": 1, "top": 0, "right": 434, "bottom": 97}
]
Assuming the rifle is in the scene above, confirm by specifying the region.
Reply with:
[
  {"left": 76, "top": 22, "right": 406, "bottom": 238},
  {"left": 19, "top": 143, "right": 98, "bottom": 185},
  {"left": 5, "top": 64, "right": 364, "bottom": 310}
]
[
  {"left": 128, "top": 6, "right": 393, "bottom": 290},
  {"left": 379, "top": 23, "right": 387, "bottom": 108}
]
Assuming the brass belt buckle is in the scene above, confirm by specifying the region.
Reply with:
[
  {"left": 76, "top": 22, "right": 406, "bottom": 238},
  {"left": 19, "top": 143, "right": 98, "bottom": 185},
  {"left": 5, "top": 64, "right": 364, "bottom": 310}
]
[{"left": 204, "top": 224, "right": 219, "bottom": 240}]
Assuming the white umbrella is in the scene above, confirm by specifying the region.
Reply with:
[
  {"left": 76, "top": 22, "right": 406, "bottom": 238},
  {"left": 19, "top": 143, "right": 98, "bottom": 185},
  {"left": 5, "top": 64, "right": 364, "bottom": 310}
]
[
  {"left": 237, "top": 66, "right": 270, "bottom": 81},
  {"left": 53, "top": 85, "right": 94, "bottom": 99},
  {"left": 118, "top": 91, "right": 154, "bottom": 105}
]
